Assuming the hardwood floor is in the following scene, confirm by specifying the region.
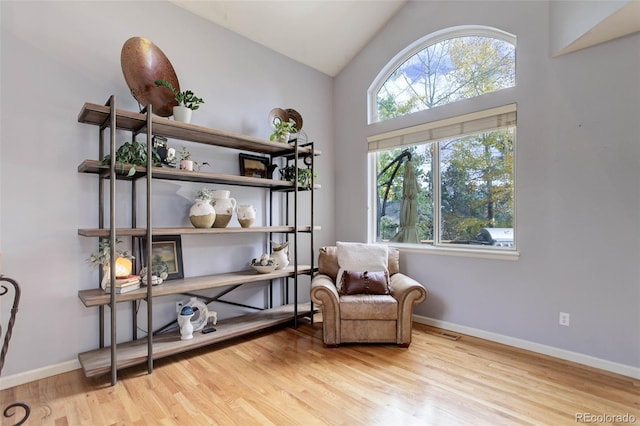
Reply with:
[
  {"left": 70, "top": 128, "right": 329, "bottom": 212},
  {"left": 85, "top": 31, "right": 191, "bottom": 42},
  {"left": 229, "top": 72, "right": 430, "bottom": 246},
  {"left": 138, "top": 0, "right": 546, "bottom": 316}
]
[{"left": 2, "top": 322, "right": 638, "bottom": 425}]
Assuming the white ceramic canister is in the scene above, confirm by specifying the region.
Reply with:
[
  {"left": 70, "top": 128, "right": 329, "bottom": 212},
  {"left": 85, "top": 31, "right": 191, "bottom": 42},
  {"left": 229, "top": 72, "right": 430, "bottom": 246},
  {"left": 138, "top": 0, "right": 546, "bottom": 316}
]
[
  {"left": 236, "top": 204, "right": 256, "bottom": 228},
  {"left": 189, "top": 197, "right": 216, "bottom": 228},
  {"left": 211, "top": 190, "right": 237, "bottom": 228}
]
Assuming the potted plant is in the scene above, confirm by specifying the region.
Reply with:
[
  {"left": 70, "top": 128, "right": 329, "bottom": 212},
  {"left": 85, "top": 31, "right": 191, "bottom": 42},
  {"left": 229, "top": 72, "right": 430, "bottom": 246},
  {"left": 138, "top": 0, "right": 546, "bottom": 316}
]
[
  {"left": 280, "top": 165, "right": 316, "bottom": 188},
  {"left": 154, "top": 79, "right": 204, "bottom": 123},
  {"left": 178, "top": 146, "right": 194, "bottom": 171},
  {"left": 270, "top": 118, "right": 296, "bottom": 143},
  {"left": 101, "top": 140, "right": 164, "bottom": 177},
  {"left": 178, "top": 146, "right": 209, "bottom": 172}
]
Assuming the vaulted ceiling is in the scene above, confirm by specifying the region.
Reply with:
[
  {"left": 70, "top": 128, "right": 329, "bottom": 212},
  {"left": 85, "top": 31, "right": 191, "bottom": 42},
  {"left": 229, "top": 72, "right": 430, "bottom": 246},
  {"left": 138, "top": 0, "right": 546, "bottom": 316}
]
[
  {"left": 169, "top": 0, "right": 406, "bottom": 77},
  {"left": 169, "top": 0, "right": 640, "bottom": 77}
]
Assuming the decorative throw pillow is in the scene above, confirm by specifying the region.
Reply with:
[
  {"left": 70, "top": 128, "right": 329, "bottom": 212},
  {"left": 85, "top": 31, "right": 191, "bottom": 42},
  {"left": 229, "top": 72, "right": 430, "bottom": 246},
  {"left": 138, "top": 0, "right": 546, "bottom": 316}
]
[
  {"left": 339, "top": 270, "right": 390, "bottom": 295},
  {"left": 336, "top": 242, "right": 388, "bottom": 292}
]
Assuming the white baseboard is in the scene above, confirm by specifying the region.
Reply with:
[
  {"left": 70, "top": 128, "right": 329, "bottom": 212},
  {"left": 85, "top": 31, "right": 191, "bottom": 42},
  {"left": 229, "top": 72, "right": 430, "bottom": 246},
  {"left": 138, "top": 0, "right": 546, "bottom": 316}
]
[
  {"left": 414, "top": 315, "right": 640, "bottom": 380},
  {"left": 0, "top": 359, "right": 80, "bottom": 390}
]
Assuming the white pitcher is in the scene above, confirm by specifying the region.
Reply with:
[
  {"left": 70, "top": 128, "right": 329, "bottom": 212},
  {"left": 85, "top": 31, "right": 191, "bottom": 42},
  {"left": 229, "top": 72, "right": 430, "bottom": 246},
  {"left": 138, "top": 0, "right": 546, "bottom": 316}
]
[
  {"left": 211, "top": 190, "right": 236, "bottom": 228},
  {"left": 271, "top": 241, "right": 289, "bottom": 270},
  {"left": 236, "top": 204, "right": 256, "bottom": 228}
]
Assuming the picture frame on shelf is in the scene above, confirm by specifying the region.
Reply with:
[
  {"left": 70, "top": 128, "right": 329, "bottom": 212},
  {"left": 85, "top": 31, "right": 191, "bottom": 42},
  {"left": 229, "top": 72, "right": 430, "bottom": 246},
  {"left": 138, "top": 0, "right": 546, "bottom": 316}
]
[
  {"left": 139, "top": 235, "right": 184, "bottom": 280},
  {"left": 239, "top": 153, "right": 270, "bottom": 178}
]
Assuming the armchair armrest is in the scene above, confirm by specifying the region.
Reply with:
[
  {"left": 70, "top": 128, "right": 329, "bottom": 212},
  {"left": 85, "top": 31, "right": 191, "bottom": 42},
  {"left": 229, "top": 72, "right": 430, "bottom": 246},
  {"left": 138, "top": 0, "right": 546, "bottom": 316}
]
[
  {"left": 311, "top": 274, "right": 339, "bottom": 302},
  {"left": 310, "top": 273, "right": 340, "bottom": 346},
  {"left": 389, "top": 273, "right": 427, "bottom": 346},
  {"left": 390, "top": 273, "right": 427, "bottom": 305}
]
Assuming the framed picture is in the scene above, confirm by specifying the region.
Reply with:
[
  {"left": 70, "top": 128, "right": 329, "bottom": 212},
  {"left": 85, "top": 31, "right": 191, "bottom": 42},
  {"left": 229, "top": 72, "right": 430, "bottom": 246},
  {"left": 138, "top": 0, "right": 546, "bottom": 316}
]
[
  {"left": 239, "top": 153, "right": 270, "bottom": 178},
  {"left": 139, "top": 235, "right": 184, "bottom": 280}
]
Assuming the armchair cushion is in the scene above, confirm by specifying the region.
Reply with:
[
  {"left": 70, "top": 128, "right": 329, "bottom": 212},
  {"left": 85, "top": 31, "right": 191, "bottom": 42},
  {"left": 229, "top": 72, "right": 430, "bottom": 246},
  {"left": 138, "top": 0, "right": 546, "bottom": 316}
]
[{"left": 339, "top": 294, "right": 397, "bottom": 320}]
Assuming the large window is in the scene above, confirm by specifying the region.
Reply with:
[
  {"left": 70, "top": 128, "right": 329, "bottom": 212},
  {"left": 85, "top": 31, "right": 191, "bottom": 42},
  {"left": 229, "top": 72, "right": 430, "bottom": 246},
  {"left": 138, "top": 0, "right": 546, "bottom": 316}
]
[{"left": 368, "top": 27, "right": 517, "bottom": 253}]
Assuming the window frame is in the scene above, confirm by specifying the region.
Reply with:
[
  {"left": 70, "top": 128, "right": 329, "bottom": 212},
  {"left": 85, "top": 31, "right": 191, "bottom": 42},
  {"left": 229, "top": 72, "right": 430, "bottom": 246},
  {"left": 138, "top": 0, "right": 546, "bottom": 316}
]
[
  {"left": 366, "top": 26, "right": 519, "bottom": 260},
  {"left": 367, "top": 25, "right": 517, "bottom": 124}
]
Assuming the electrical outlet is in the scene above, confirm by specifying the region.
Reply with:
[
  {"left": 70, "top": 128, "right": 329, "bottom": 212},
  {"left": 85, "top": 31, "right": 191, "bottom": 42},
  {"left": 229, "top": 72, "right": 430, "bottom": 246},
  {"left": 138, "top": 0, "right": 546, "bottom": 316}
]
[
  {"left": 559, "top": 312, "right": 570, "bottom": 326},
  {"left": 176, "top": 301, "right": 184, "bottom": 313}
]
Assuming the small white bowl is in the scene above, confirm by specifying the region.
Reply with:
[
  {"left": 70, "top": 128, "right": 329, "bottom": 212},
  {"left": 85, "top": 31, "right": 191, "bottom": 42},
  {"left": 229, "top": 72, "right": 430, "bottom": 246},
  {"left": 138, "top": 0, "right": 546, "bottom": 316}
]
[{"left": 251, "top": 264, "right": 278, "bottom": 274}]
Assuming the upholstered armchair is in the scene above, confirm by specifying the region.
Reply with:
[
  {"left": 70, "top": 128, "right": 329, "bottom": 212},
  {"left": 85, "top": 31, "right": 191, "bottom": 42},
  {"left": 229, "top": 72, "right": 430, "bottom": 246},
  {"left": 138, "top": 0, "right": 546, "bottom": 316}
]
[{"left": 310, "top": 244, "right": 427, "bottom": 347}]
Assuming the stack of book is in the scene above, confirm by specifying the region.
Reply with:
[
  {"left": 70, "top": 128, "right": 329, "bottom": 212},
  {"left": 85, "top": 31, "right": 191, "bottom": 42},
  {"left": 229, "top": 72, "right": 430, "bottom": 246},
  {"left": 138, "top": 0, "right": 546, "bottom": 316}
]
[{"left": 105, "top": 275, "right": 141, "bottom": 294}]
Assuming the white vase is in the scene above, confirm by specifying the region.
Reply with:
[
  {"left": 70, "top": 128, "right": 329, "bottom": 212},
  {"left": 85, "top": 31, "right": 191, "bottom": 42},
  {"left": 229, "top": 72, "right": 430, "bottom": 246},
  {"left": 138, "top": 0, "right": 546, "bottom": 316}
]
[
  {"left": 173, "top": 105, "right": 192, "bottom": 123},
  {"left": 101, "top": 265, "right": 110, "bottom": 290},
  {"left": 211, "top": 190, "right": 237, "bottom": 228},
  {"left": 236, "top": 204, "right": 256, "bottom": 228},
  {"left": 189, "top": 198, "right": 216, "bottom": 228},
  {"left": 178, "top": 313, "right": 195, "bottom": 340},
  {"left": 179, "top": 159, "right": 194, "bottom": 171}
]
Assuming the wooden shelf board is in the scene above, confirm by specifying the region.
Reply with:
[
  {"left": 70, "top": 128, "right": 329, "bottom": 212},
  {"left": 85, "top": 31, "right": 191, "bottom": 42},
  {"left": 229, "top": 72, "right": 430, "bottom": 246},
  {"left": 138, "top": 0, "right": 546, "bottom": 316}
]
[
  {"left": 78, "top": 103, "right": 320, "bottom": 156},
  {"left": 78, "top": 160, "right": 321, "bottom": 191},
  {"left": 78, "top": 265, "right": 314, "bottom": 307},
  {"left": 77, "top": 226, "right": 320, "bottom": 237},
  {"left": 78, "top": 302, "right": 311, "bottom": 378}
]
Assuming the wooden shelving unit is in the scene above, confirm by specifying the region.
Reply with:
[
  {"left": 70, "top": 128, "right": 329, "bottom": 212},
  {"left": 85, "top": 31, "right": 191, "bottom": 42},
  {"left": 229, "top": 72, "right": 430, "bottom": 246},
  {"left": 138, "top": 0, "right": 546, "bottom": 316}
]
[{"left": 77, "top": 98, "right": 318, "bottom": 384}]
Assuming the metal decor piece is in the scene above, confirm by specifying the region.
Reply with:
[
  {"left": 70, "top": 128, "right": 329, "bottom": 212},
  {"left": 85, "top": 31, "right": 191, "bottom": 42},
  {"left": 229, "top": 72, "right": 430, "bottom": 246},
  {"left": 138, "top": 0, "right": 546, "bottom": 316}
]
[
  {"left": 121, "top": 37, "right": 180, "bottom": 117},
  {"left": 1, "top": 275, "right": 31, "bottom": 425}
]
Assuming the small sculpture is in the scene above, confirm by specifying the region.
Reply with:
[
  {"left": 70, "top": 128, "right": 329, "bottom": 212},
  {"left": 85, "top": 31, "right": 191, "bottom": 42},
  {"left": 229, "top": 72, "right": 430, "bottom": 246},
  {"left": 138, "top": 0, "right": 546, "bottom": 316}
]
[{"left": 178, "top": 305, "right": 195, "bottom": 340}]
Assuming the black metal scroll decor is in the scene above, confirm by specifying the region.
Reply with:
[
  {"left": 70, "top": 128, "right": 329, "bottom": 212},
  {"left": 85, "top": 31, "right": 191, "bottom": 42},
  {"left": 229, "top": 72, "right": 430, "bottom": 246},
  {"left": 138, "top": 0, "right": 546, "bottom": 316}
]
[{"left": 1, "top": 275, "right": 31, "bottom": 425}]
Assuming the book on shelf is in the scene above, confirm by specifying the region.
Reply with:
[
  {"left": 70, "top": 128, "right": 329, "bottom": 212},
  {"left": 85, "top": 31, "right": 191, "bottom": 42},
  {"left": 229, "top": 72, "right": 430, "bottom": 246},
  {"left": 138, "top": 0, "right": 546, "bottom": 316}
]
[
  {"left": 105, "top": 283, "right": 141, "bottom": 294},
  {"left": 111, "top": 275, "right": 141, "bottom": 287}
]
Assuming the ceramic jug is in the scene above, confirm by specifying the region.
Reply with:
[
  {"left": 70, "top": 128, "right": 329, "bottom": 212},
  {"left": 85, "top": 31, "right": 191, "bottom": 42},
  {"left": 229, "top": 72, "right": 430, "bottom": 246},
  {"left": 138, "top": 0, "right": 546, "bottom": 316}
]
[
  {"left": 211, "top": 190, "right": 237, "bottom": 228},
  {"left": 236, "top": 204, "right": 256, "bottom": 228},
  {"left": 271, "top": 241, "right": 290, "bottom": 270},
  {"left": 189, "top": 197, "right": 216, "bottom": 228}
]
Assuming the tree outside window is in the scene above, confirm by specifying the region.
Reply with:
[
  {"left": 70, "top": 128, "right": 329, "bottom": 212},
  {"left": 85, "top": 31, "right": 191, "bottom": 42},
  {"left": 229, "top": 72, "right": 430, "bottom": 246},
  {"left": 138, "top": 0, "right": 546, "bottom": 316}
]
[{"left": 376, "top": 35, "right": 515, "bottom": 121}]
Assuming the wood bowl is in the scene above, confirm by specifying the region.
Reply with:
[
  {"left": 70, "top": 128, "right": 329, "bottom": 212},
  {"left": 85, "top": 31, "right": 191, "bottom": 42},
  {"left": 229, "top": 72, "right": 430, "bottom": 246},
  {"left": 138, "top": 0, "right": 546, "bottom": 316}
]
[{"left": 121, "top": 37, "right": 179, "bottom": 117}]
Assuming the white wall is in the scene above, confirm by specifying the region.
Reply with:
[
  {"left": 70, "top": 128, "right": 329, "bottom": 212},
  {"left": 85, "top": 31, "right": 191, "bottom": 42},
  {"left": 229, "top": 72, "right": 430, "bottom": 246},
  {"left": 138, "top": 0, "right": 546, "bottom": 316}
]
[
  {"left": 334, "top": 0, "right": 640, "bottom": 372},
  {"left": 0, "top": 1, "right": 335, "bottom": 378},
  {"left": 549, "top": 0, "right": 629, "bottom": 55}
]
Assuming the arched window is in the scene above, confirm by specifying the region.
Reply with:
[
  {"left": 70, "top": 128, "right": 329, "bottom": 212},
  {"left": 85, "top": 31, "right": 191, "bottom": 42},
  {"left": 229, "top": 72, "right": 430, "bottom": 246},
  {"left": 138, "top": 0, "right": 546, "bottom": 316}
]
[
  {"left": 369, "top": 26, "right": 516, "bottom": 123},
  {"left": 367, "top": 27, "right": 518, "bottom": 257}
]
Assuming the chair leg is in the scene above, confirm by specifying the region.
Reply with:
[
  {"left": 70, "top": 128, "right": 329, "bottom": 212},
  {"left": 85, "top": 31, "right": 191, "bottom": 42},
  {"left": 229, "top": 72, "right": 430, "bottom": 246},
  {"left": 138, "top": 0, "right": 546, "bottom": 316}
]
[{"left": 398, "top": 343, "right": 410, "bottom": 348}]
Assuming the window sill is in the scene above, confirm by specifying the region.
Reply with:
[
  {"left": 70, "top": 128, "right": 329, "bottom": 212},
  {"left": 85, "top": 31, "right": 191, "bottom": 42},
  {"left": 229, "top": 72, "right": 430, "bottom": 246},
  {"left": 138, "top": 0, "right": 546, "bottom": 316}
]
[{"left": 384, "top": 242, "right": 520, "bottom": 261}]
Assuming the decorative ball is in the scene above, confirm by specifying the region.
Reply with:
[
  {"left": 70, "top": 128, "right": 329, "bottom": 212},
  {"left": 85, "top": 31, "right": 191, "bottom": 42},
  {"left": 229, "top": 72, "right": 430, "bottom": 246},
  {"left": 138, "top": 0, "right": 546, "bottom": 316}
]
[{"left": 180, "top": 306, "right": 194, "bottom": 316}]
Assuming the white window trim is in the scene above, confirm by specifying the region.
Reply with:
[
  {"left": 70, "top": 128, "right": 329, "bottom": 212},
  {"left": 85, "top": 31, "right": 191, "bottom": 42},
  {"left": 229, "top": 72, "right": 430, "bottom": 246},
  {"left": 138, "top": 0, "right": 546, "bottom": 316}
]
[
  {"left": 367, "top": 25, "right": 517, "bottom": 124},
  {"left": 386, "top": 242, "right": 520, "bottom": 261}
]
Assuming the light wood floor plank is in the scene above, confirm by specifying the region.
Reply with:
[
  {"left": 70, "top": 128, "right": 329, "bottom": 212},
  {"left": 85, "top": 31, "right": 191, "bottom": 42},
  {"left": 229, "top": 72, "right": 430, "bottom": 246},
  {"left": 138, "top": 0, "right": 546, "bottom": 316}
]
[{"left": 2, "top": 323, "right": 638, "bottom": 425}]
